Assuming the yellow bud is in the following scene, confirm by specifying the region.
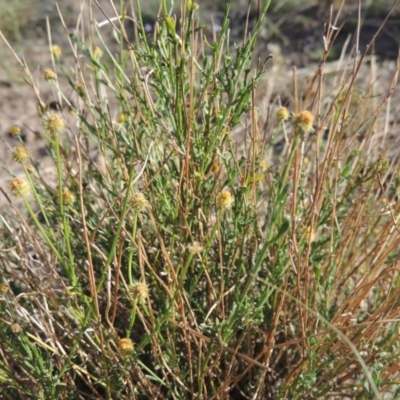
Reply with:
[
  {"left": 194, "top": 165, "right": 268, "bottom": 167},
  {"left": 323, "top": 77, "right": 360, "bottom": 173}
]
[
  {"left": 165, "top": 16, "right": 176, "bottom": 36},
  {"left": 92, "top": 46, "right": 103, "bottom": 59},
  {"left": 276, "top": 107, "right": 289, "bottom": 122},
  {"left": 43, "top": 68, "right": 57, "bottom": 81},
  {"left": 187, "top": 0, "right": 199, "bottom": 11},
  {"left": 10, "top": 126, "right": 21, "bottom": 136},
  {"left": 51, "top": 45, "right": 62, "bottom": 60}
]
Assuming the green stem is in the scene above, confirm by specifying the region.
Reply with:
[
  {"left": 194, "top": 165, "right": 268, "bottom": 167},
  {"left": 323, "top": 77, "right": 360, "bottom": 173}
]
[
  {"left": 127, "top": 214, "right": 138, "bottom": 286},
  {"left": 53, "top": 133, "right": 76, "bottom": 284}
]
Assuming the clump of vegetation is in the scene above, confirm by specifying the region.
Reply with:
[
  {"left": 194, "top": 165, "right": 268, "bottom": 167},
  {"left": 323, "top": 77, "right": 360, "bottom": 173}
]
[{"left": 1, "top": 0, "right": 400, "bottom": 398}]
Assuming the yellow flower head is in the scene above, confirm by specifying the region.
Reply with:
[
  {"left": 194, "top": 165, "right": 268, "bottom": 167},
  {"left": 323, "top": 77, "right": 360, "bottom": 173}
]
[
  {"left": 276, "top": 107, "right": 289, "bottom": 122},
  {"left": 92, "top": 46, "right": 103, "bottom": 59},
  {"left": 292, "top": 110, "right": 314, "bottom": 134},
  {"left": 128, "top": 281, "right": 149, "bottom": 303},
  {"left": 51, "top": 45, "right": 62, "bottom": 60},
  {"left": 43, "top": 68, "right": 57, "bottom": 81},
  {"left": 10, "top": 323, "right": 22, "bottom": 334},
  {"left": 0, "top": 284, "right": 9, "bottom": 293},
  {"left": 194, "top": 171, "right": 203, "bottom": 181},
  {"left": 12, "top": 146, "right": 30, "bottom": 164},
  {"left": 211, "top": 162, "right": 221, "bottom": 175},
  {"left": 118, "top": 113, "right": 127, "bottom": 123},
  {"left": 42, "top": 112, "right": 65, "bottom": 136},
  {"left": 118, "top": 338, "right": 134, "bottom": 356},
  {"left": 188, "top": 241, "right": 204, "bottom": 254},
  {"left": 129, "top": 192, "right": 149, "bottom": 213},
  {"left": 217, "top": 190, "right": 234, "bottom": 211},
  {"left": 10, "top": 178, "right": 30, "bottom": 198},
  {"left": 62, "top": 189, "right": 76, "bottom": 206},
  {"left": 10, "top": 126, "right": 21, "bottom": 136}
]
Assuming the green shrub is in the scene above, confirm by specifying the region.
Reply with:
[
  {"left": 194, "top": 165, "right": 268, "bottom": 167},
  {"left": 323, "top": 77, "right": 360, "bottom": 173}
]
[{"left": 1, "top": 1, "right": 400, "bottom": 398}]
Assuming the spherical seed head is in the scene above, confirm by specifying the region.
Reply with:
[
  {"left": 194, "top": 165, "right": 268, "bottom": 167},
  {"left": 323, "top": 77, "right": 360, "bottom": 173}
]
[
  {"left": 128, "top": 281, "right": 149, "bottom": 303},
  {"left": 217, "top": 190, "right": 234, "bottom": 211},
  {"left": 62, "top": 189, "right": 76, "bottom": 206},
  {"left": 10, "top": 126, "right": 21, "bottom": 136},
  {"left": 118, "top": 338, "right": 134, "bottom": 356},
  {"left": 43, "top": 68, "right": 57, "bottom": 81},
  {"left": 129, "top": 192, "right": 149, "bottom": 213},
  {"left": 12, "top": 146, "right": 30, "bottom": 164},
  {"left": 276, "top": 107, "right": 289, "bottom": 122},
  {"left": 10, "top": 323, "right": 22, "bottom": 334},
  {"left": 293, "top": 110, "right": 314, "bottom": 134},
  {"left": 51, "top": 45, "right": 62, "bottom": 60},
  {"left": 10, "top": 178, "right": 30, "bottom": 198},
  {"left": 188, "top": 241, "right": 204, "bottom": 254},
  {"left": 43, "top": 112, "right": 65, "bottom": 136}
]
